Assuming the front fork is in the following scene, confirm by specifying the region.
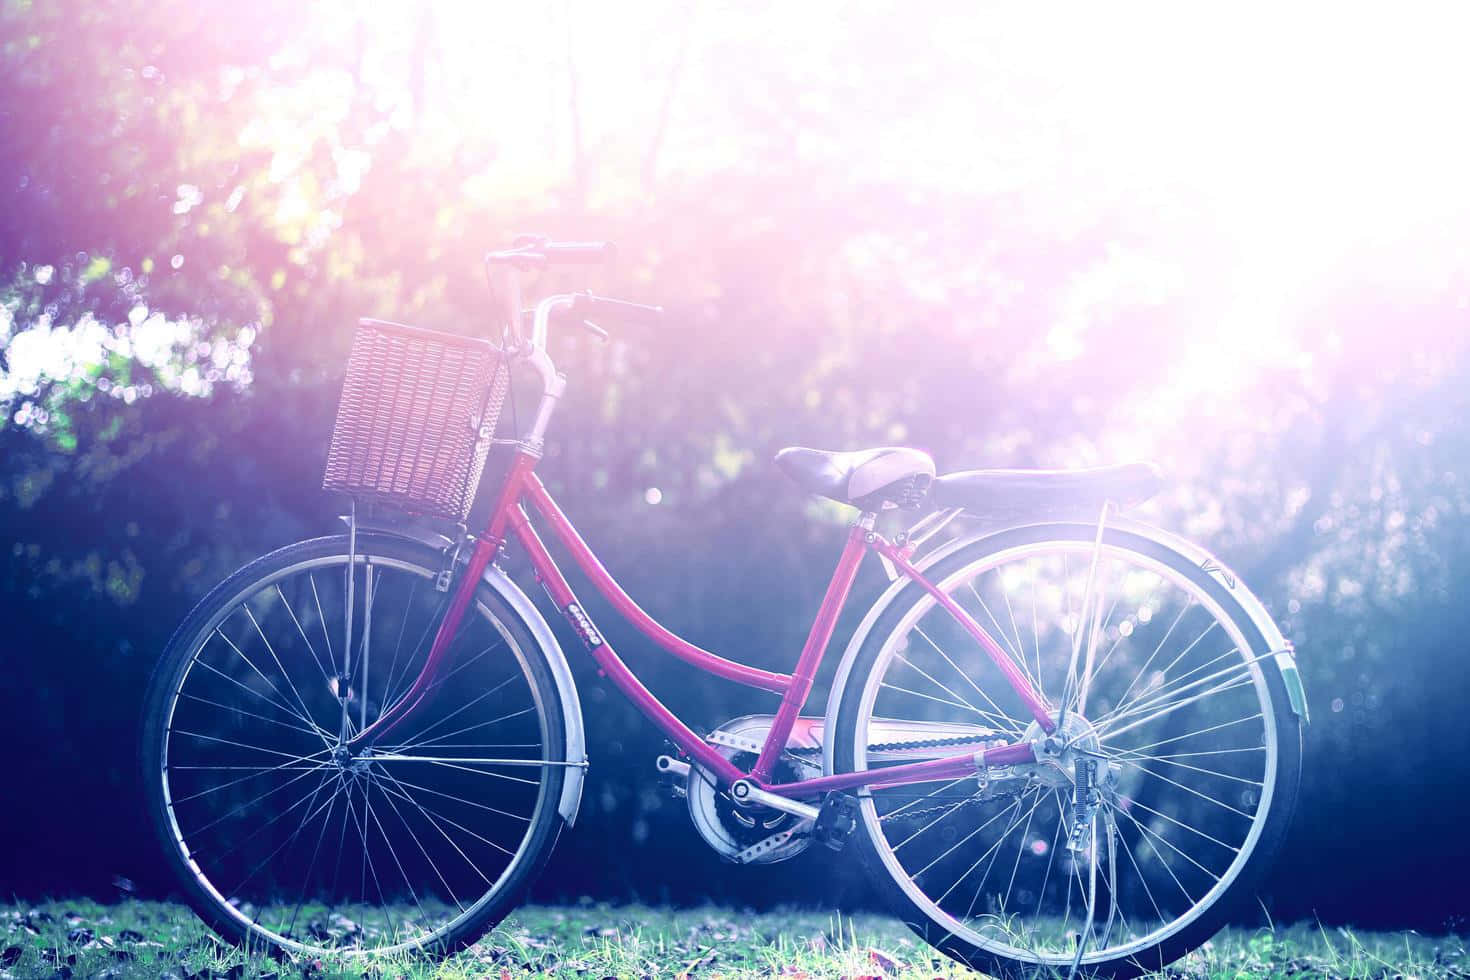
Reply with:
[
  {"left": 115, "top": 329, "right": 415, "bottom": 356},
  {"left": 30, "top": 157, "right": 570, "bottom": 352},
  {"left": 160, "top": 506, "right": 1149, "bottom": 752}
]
[{"left": 343, "top": 522, "right": 500, "bottom": 752}]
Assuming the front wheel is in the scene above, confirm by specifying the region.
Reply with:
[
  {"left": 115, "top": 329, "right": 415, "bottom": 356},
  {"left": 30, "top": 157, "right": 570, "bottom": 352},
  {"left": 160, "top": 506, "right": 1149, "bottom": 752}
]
[
  {"left": 831, "top": 524, "right": 1303, "bottom": 978},
  {"left": 140, "top": 533, "right": 569, "bottom": 957}
]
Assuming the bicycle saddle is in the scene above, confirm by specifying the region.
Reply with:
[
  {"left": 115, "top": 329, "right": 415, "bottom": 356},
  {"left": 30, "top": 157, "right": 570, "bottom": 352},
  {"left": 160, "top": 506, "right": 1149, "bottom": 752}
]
[
  {"left": 775, "top": 446, "right": 936, "bottom": 510},
  {"left": 932, "top": 462, "right": 1163, "bottom": 515}
]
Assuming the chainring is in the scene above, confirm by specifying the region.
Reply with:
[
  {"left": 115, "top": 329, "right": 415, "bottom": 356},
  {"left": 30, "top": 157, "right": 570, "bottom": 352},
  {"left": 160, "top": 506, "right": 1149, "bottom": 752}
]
[{"left": 685, "top": 718, "right": 817, "bottom": 864}]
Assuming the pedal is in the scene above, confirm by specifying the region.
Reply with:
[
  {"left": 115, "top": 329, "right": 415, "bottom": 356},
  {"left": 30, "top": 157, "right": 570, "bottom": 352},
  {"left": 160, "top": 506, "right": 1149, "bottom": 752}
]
[
  {"left": 655, "top": 754, "right": 690, "bottom": 799},
  {"left": 812, "top": 793, "right": 860, "bottom": 851}
]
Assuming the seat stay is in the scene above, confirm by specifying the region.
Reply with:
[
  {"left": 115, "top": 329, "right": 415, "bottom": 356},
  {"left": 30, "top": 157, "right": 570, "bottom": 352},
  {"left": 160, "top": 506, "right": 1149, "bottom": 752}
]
[{"left": 872, "top": 535, "right": 1058, "bottom": 734}]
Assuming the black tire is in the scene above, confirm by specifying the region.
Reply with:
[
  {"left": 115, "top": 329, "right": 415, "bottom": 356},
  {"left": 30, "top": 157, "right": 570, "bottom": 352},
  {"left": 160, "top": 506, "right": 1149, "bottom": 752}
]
[
  {"left": 140, "top": 533, "right": 569, "bottom": 958},
  {"left": 831, "top": 524, "right": 1303, "bottom": 979}
]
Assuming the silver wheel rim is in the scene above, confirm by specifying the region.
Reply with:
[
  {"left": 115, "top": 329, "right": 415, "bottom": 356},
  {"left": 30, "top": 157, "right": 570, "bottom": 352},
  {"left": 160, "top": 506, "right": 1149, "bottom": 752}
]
[
  {"left": 853, "top": 538, "right": 1280, "bottom": 967},
  {"left": 157, "top": 549, "right": 554, "bottom": 955}
]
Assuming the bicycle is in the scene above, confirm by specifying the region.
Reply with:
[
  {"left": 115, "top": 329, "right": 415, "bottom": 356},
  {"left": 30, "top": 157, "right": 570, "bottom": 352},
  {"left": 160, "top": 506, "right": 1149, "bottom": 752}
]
[{"left": 140, "top": 237, "right": 1306, "bottom": 978}]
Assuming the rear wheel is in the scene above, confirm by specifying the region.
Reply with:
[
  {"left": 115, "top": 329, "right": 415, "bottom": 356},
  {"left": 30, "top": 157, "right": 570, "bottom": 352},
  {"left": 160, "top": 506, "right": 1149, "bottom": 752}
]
[
  {"left": 141, "top": 533, "right": 569, "bottom": 957},
  {"left": 832, "top": 525, "right": 1302, "bottom": 978}
]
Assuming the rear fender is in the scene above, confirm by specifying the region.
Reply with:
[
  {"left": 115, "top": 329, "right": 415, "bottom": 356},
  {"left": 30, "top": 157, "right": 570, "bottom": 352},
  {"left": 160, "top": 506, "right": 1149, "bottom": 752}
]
[{"left": 821, "top": 517, "right": 1308, "bottom": 776}]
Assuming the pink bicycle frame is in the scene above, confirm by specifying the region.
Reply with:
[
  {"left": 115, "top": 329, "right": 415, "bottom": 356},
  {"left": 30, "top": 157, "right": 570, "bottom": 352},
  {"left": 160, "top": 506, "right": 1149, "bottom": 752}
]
[{"left": 350, "top": 447, "right": 1054, "bottom": 798}]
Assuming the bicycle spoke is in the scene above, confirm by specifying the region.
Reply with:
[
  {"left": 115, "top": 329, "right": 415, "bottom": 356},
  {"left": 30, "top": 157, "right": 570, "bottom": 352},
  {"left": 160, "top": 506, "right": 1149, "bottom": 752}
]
[
  {"left": 879, "top": 680, "right": 991, "bottom": 719},
  {"left": 383, "top": 591, "right": 452, "bottom": 713},
  {"left": 184, "top": 761, "right": 328, "bottom": 839},
  {"left": 912, "top": 625, "right": 1028, "bottom": 733},
  {"left": 342, "top": 779, "right": 397, "bottom": 943},
  {"left": 967, "top": 581, "right": 1044, "bottom": 699},
  {"left": 324, "top": 774, "right": 355, "bottom": 920},
  {"left": 276, "top": 583, "right": 336, "bottom": 689},
  {"left": 204, "top": 633, "right": 326, "bottom": 736},
  {"left": 1116, "top": 759, "right": 1256, "bottom": 820},
  {"left": 413, "top": 758, "right": 541, "bottom": 787},
  {"left": 170, "top": 748, "right": 332, "bottom": 804},
  {"left": 1111, "top": 602, "right": 1201, "bottom": 710},
  {"left": 1110, "top": 746, "right": 1263, "bottom": 788},
  {"left": 891, "top": 795, "right": 976, "bottom": 852},
  {"left": 409, "top": 640, "right": 506, "bottom": 704},
  {"left": 1112, "top": 806, "right": 1167, "bottom": 924},
  {"left": 1034, "top": 791, "right": 1065, "bottom": 920},
  {"left": 375, "top": 767, "right": 504, "bottom": 876},
  {"left": 363, "top": 779, "right": 434, "bottom": 937},
  {"left": 1101, "top": 647, "right": 1265, "bottom": 731},
  {"left": 1147, "top": 746, "right": 1265, "bottom": 762},
  {"left": 177, "top": 690, "right": 323, "bottom": 740},
  {"left": 308, "top": 572, "right": 337, "bottom": 676},
  {"left": 935, "top": 792, "right": 1041, "bottom": 905},
  {"left": 370, "top": 770, "right": 466, "bottom": 913},
  {"left": 174, "top": 729, "right": 326, "bottom": 763},
  {"left": 1106, "top": 712, "right": 1264, "bottom": 755},
  {"left": 284, "top": 772, "right": 343, "bottom": 940},
  {"left": 1104, "top": 641, "right": 1243, "bottom": 723},
  {"left": 1113, "top": 804, "right": 1196, "bottom": 907},
  {"left": 240, "top": 603, "right": 331, "bottom": 747},
  {"left": 895, "top": 648, "right": 1018, "bottom": 733},
  {"left": 912, "top": 789, "right": 1035, "bottom": 879},
  {"left": 385, "top": 673, "right": 523, "bottom": 751},
  {"left": 876, "top": 776, "right": 970, "bottom": 821},
  {"left": 995, "top": 788, "right": 1042, "bottom": 921},
  {"left": 214, "top": 768, "right": 335, "bottom": 878},
  {"left": 1120, "top": 803, "right": 1221, "bottom": 884},
  {"left": 1101, "top": 675, "right": 1258, "bottom": 743},
  {"left": 379, "top": 576, "right": 419, "bottom": 712},
  {"left": 380, "top": 772, "right": 531, "bottom": 825},
  {"left": 1122, "top": 796, "right": 1241, "bottom": 854},
  {"left": 1029, "top": 563, "right": 1043, "bottom": 689}
]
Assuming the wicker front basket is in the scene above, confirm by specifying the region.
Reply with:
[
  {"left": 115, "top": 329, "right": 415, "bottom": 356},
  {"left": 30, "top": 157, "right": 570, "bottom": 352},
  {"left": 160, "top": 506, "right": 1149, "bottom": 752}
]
[{"left": 322, "top": 319, "right": 508, "bottom": 523}]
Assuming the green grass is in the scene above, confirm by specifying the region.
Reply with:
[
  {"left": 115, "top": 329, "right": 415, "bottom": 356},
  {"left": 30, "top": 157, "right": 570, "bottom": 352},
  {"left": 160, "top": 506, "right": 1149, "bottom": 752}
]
[{"left": 1, "top": 899, "right": 1464, "bottom": 979}]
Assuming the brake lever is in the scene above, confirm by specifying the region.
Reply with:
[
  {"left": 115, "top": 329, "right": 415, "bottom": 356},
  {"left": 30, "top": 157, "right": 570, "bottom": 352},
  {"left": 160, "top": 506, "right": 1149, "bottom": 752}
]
[{"left": 580, "top": 319, "right": 609, "bottom": 342}]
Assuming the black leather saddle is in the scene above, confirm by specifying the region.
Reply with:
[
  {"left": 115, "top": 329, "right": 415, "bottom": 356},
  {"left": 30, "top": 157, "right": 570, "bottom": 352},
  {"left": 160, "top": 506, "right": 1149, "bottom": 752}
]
[
  {"left": 775, "top": 446, "right": 1162, "bottom": 516},
  {"left": 773, "top": 447, "right": 935, "bottom": 511}
]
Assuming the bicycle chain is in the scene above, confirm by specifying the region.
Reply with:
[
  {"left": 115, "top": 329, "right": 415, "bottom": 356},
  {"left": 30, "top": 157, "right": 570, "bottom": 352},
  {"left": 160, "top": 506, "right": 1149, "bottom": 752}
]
[
  {"left": 783, "top": 734, "right": 1007, "bottom": 757},
  {"left": 783, "top": 736, "right": 1023, "bottom": 824}
]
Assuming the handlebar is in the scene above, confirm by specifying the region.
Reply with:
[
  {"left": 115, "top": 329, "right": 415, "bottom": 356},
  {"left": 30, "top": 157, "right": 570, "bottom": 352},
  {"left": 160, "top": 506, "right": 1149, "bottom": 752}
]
[
  {"left": 518, "top": 291, "right": 662, "bottom": 349},
  {"left": 482, "top": 236, "right": 659, "bottom": 448},
  {"left": 488, "top": 236, "right": 660, "bottom": 360},
  {"left": 571, "top": 291, "right": 663, "bottom": 323},
  {"left": 485, "top": 238, "right": 616, "bottom": 269}
]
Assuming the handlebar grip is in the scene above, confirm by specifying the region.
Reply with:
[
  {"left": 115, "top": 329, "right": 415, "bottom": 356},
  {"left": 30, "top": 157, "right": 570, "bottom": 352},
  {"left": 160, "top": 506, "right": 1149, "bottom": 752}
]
[
  {"left": 485, "top": 240, "right": 615, "bottom": 269},
  {"left": 573, "top": 292, "right": 664, "bottom": 323},
  {"left": 542, "top": 241, "right": 616, "bottom": 264}
]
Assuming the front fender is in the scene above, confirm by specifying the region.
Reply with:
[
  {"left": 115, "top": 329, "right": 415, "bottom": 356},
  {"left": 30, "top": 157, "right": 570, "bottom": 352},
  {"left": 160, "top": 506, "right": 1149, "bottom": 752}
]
[
  {"left": 820, "top": 517, "right": 1307, "bottom": 777},
  {"left": 346, "top": 518, "right": 587, "bottom": 825}
]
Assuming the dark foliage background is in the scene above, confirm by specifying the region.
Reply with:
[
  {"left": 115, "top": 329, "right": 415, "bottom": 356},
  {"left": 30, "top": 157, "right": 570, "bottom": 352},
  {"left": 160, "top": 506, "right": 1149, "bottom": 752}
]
[{"left": 2, "top": 1, "right": 1468, "bottom": 932}]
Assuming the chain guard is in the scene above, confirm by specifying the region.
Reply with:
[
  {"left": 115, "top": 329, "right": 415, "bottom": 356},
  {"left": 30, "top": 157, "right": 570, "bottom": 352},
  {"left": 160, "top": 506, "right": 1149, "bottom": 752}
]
[
  {"left": 685, "top": 717, "right": 818, "bottom": 865},
  {"left": 683, "top": 719, "right": 1023, "bottom": 857}
]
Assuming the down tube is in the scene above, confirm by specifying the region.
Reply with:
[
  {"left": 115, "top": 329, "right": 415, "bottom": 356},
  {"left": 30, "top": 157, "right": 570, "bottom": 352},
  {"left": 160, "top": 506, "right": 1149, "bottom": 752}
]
[{"left": 505, "top": 508, "right": 747, "bottom": 785}]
